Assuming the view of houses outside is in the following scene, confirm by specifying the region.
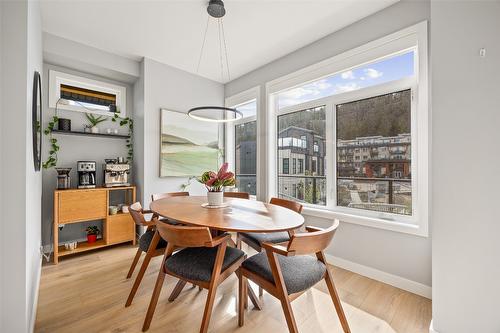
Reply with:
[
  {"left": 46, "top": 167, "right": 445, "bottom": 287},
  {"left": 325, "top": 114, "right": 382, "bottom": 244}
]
[
  {"left": 234, "top": 100, "right": 257, "bottom": 195},
  {"left": 277, "top": 106, "right": 327, "bottom": 205},
  {"left": 336, "top": 89, "right": 412, "bottom": 215}
]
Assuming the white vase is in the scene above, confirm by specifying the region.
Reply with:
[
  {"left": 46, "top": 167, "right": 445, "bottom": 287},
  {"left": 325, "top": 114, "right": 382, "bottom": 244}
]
[
  {"left": 207, "top": 191, "right": 223, "bottom": 206},
  {"left": 91, "top": 126, "right": 99, "bottom": 134}
]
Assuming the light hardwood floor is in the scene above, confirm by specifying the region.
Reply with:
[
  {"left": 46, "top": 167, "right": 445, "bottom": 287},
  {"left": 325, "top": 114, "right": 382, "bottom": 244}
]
[{"left": 35, "top": 244, "right": 431, "bottom": 333}]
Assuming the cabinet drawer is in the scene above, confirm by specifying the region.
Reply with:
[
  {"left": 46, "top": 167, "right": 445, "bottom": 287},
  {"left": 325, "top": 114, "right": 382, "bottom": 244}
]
[
  {"left": 107, "top": 214, "right": 135, "bottom": 244},
  {"left": 58, "top": 190, "right": 107, "bottom": 223}
]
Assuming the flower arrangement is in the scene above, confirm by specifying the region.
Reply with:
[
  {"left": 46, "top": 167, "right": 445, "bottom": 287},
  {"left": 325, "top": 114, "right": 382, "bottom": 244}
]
[{"left": 198, "top": 163, "right": 235, "bottom": 192}]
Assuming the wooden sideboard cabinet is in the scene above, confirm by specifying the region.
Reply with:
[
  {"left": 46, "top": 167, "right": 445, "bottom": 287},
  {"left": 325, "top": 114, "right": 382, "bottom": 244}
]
[{"left": 53, "top": 186, "right": 136, "bottom": 264}]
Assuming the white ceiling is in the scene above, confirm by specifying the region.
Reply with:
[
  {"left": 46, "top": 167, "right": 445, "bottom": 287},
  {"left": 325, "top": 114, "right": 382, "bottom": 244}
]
[{"left": 40, "top": 0, "right": 398, "bottom": 83}]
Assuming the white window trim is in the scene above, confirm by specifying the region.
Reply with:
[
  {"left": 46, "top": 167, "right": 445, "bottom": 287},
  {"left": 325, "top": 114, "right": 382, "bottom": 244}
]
[
  {"left": 225, "top": 86, "right": 261, "bottom": 199},
  {"left": 266, "top": 21, "right": 429, "bottom": 237},
  {"left": 49, "top": 70, "right": 127, "bottom": 118}
]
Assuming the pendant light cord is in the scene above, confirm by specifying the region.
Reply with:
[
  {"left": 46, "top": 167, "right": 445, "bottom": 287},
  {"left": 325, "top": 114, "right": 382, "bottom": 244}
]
[
  {"left": 196, "top": 16, "right": 210, "bottom": 74},
  {"left": 220, "top": 18, "right": 231, "bottom": 81}
]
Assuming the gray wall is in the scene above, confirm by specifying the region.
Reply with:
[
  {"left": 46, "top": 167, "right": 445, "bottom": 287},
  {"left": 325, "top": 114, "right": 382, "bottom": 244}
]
[
  {"left": 431, "top": 2, "right": 500, "bottom": 332},
  {"left": 41, "top": 64, "right": 133, "bottom": 246},
  {"left": 0, "top": 1, "right": 43, "bottom": 332},
  {"left": 224, "top": 0, "right": 431, "bottom": 287},
  {"left": 137, "top": 58, "right": 224, "bottom": 206}
]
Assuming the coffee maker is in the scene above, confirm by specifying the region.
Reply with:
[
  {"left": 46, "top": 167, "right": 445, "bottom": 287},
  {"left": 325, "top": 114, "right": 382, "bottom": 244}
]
[
  {"left": 77, "top": 161, "right": 96, "bottom": 189},
  {"left": 103, "top": 158, "right": 130, "bottom": 187}
]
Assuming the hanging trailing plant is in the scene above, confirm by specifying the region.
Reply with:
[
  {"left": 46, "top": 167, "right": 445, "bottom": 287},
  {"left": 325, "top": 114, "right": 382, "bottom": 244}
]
[
  {"left": 42, "top": 115, "right": 60, "bottom": 169},
  {"left": 111, "top": 112, "right": 134, "bottom": 162}
]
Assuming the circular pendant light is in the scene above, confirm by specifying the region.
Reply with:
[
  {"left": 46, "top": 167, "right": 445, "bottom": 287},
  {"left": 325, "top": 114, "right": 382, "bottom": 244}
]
[
  {"left": 188, "top": 0, "right": 238, "bottom": 123},
  {"left": 188, "top": 106, "right": 242, "bottom": 123}
]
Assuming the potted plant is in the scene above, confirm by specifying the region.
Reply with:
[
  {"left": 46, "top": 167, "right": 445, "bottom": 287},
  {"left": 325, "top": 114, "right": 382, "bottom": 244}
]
[
  {"left": 198, "top": 162, "right": 235, "bottom": 206},
  {"left": 85, "top": 226, "right": 100, "bottom": 243},
  {"left": 85, "top": 113, "right": 107, "bottom": 134}
]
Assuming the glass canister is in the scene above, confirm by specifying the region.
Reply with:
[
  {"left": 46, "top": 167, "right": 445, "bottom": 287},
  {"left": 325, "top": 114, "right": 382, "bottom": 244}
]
[{"left": 55, "top": 168, "right": 72, "bottom": 189}]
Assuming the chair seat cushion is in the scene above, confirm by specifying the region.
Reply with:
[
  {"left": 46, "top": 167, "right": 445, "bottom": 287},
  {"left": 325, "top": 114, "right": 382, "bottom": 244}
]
[
  {"left": 241, "top": 232, "right": 290, "bottom": 246},
  {"left": 165, "top": 246, "right": 245, "bottom": 282},
  {"left": 242, "top": 252, "right": 326, "bottom": 294},
  {"left": 139, "top": 230, "right": 168, "bottom": 252}
]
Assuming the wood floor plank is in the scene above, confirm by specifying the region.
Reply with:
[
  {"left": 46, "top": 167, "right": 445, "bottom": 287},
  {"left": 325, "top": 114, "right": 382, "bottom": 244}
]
[{"left": 35, "top": 245, "right": 431, "bottom": 333}]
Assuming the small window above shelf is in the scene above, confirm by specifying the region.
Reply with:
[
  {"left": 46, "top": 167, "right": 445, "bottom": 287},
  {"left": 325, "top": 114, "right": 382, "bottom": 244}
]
[{"left": 52, "top": 129, "right": 130, "bottom": 139}]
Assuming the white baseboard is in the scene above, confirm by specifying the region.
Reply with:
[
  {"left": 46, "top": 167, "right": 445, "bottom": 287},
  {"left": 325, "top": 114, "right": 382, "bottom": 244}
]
[
  {"left": 429, "top": 319, "right": 439, "bottom": 333},
  {"left": 29, "top": 258, "right": 42, "bottom": 333},
  {"left": 325, "top": 254, "right": 432, "bottom": 299}
]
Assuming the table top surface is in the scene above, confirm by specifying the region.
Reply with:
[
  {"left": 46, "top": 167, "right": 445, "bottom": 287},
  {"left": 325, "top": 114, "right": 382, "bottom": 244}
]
[{"left": 150, "top": 196, "right": 304, "bottom": 233}]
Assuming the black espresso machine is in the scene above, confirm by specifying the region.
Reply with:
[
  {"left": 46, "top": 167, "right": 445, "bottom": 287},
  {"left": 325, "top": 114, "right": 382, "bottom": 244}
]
[{"left": 77, "top": 161, "right": 96, "bottom": 188}]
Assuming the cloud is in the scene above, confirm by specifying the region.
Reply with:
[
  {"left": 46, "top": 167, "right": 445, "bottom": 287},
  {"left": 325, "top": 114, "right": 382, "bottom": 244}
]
[
  {"left": 341, "top": 70, "right": 355, "bottom": 80},
  {"left": 335, "top": 82, "right": 360, "bottom": 93},
  {"left": 364, "top": 68, "right": 383, "bottom": 79}
]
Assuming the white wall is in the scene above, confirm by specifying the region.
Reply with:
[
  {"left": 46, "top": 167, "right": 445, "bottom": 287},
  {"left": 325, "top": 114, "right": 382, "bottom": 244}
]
[
  {"left": 431, "top": 2, "right": 500, "bottom": 332},
  {"left": 137, "top": 58, "right": 224, "bottom": 206},
  {"left": 224, "top": 0, "right": 432, "bottom": 288},
  {"left": 0, "top": 1, "right": 43, "bottom": 332}
]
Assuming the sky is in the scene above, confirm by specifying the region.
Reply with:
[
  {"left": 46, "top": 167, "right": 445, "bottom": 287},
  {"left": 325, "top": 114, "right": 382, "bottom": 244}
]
[{"left": 278, "top": 51, "right": 415, "bottom": 109}]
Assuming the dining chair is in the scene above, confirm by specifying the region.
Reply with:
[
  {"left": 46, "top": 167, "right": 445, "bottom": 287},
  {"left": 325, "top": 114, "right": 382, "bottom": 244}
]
[
  {"left": 126, "top": 192, "right": 189, "bottom": 279},
  {"left": 125, "top": 192, "right": 189, "bottom": 307},
  {"left": 142, "top": 222, "right": 246, "bottom": 333},
  {"left": 237, "top": 197, "right": 303, "bottom": 296},
  {"left": 223, "top": 191, "right": 250, "bottom": 199},
  {"left": 126, "top": 202, "right": 167, "bottom": 280},
  {"left": 238, "top": 220, "right": 350, "bottom": 333}
]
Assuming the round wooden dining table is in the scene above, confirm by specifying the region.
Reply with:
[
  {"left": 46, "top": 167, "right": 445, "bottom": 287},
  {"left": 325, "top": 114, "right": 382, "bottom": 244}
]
[
  {"left": 150, "top": 196, "right": 305, "bottom": 233},
  {"left": 147, "top": 195, "right": 305, "bottom": 310}
]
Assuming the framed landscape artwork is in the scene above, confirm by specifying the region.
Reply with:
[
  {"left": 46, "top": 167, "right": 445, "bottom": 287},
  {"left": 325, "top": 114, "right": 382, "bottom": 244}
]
[{"left": 160, "top": 109, "right": 220, "bottom": 177}]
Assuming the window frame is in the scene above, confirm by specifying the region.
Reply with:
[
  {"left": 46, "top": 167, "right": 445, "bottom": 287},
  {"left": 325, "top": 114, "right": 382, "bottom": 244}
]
[
  {"left": 266, "top": 22, "right": 429, "bottom": 237},
  {"left": 225, "top": 86, "right": 261, "bottom": 199}
]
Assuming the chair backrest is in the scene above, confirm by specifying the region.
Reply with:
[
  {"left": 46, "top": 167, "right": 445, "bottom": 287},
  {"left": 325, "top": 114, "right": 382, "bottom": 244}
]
[
  {"left": 129, "top": 202, "right": 147, "bottom": 226},
  {"left": 269, "top": 197, "right": 303, "bottom": 214},
  {"left": 287, "top": 220, "right": 339, "bottom": 255},
  {"left": 151, "top": 191, "right": 189, "bottom": 202},
  {"left": 223, "top": 192, "right": 250, "bottom": 199},
  {"left": 156, "top": 222, "right": 213, "bottom": 248}
]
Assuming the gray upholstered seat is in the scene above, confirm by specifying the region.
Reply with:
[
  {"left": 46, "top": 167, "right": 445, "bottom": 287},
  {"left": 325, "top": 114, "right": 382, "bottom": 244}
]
[
  {"left": 242, "top": 252, "right": 326, "bottom": 294},
  {"left": 165, "top": 246, "right": 245, "bottom": 282},
  {"left": 139, "top": 229, "right": 168, "bottom": 252},
  {"left": 241, "top": 232, "right": 290, "bottom": 247}
]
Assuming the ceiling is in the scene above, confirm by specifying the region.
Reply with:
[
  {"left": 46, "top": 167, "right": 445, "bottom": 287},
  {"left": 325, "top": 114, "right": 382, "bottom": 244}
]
[{"left": 40, "top": 0, "right": 398, "bottom": 83}]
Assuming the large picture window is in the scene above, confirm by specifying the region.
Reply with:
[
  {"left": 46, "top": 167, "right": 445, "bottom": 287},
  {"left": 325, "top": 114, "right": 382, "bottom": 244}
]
[{"left": 269, "top": 20, "right": 428, "bottom": 235}]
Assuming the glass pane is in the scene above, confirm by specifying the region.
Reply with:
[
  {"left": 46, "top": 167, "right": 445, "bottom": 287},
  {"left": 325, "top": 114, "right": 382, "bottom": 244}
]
[
  {"left": 278, "top": 51, "right": 414, "bottom": 109},
  {"left": 235, "top": 100, "right": 257, "bottom": 119},
  {"left": 336, "top": 89, "right": 412, "bottom": 216},
  {"left": 235, "top": 120, "right": 256, "bottom": 195},
  {"left": 277, "top": 106, "right": 326, "bottom": 205}
]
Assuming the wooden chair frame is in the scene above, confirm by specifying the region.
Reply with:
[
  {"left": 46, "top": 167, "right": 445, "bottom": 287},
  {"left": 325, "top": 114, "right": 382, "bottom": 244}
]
[
  {"left": 125, "top": 192, "right": 189, "bottom": 307},
  {"left": 142, "top": 223, "right": 246, "bottom": 333},
  {"left": 223, "top": 191, "right": 250, "bottom": 199},
  {"left": 236, "top": 197, "right": 303, "bottom": 297},
  {"left": 238, "top": 221, "right": 351, "bottom": 333}
]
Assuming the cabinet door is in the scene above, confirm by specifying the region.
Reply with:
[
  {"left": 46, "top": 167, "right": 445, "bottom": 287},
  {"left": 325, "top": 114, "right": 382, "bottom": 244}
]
[
  {"left": 107, "top": 214, "right": 135, "bottom": 244},
  {"left": 58, "top": 190, "right": 107, "bottom": 223}
]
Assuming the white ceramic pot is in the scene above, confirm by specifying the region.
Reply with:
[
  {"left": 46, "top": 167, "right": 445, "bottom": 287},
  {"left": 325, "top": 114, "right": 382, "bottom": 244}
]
[
  {"left": 207, "top": 191, "right": 223, "bottom": 206},
  {"left": 91, "top": 126, "right": 99, "bottom": 134}
]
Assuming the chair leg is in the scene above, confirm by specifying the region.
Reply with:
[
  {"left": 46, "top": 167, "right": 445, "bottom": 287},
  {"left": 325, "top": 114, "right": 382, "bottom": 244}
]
[
  {"left": 199, "top": 283, "right": 219, "bottom": 333},
  {"left": 126, "top": 233, "right": 160, "bottom": 307},
  {"left": 238, "top": 272, "right": 247, "bottom": 327},
  {"left": 324, "top": 270, "right": 350, "bottom": 333},
  {"left": 126, "top": 247, "right": 143, "bottom": 279},
  {"left": 168, "top": 279, "right": 187, "bottom": 302},
  {"left": 142, "top": 269, "right": 166, "bottom": 332},
  {"left": 279, "top": 295, "right": 299, "bottom": 333},
  {"left": 259, "top": 286, "right": 264, "bottom": 297}
]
